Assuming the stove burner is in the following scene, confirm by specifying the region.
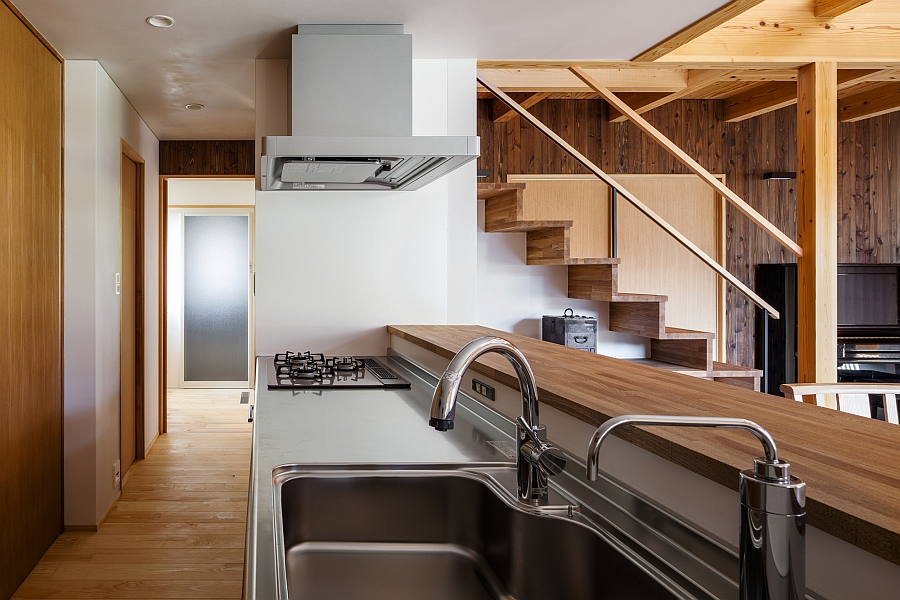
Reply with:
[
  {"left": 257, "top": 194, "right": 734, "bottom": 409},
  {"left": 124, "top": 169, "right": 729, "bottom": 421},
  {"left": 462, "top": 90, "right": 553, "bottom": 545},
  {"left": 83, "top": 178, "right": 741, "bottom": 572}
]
[
  {"left": 329, "top": 356, "right": 364, "bottom": 372},
  {"left": 268, "top": 353, "right": 409, "bottom": 390}
]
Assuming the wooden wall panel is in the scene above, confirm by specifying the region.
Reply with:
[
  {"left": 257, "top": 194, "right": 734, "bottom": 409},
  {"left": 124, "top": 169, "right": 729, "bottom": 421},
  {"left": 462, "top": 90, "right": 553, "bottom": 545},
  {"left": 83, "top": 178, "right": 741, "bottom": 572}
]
[
  {"left": 159, "top": 140, "right": 255, "bottom": 175},
  {"left": 478, "top": 97, "right": 898, "bottom": 369},
  {"left": 0, "top": 1, "right": 63, "bottom": 598}
]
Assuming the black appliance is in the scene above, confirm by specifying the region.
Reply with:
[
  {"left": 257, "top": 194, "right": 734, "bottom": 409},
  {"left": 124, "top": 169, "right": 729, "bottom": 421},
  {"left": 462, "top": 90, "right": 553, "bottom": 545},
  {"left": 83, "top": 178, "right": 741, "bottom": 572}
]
[
  {"left": 266, "top": 352, "right": 411, "bottom": 389},
  {"left": 756, "top": 264, "right": 900, "bottom": 395},
  {"left": 542, "top": 308, "right": 597, "bottom": 352}
]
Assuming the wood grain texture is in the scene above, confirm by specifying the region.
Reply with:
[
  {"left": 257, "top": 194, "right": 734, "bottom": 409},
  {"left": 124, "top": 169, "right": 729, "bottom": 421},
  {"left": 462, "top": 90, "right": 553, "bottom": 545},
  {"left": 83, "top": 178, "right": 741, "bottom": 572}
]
[
  {"left": 631, "top": 0, "right": 767, "bottom": 62},
  {"left": 796, "top": 63, "right": 839, "bottom": 387},
  {"left": 159, "top": 141, "right": 254, "bottom": 176},
  {"left": 613, "top": 176, "right": 720, "bottom": 336},
  {"left": 0, "top": 2, "right": 63, "bottom": 597},
  {"left": 609, "top": 70, "right": 736, "bottom": 122},
  {"left": 505, "top": 177, "right": 610, "bottom": 259},
  {"left": 651, "top": 337, "right": 713, "bottom": 370},
  {"left": 662, "top": 0, "right": 900, "bottom": 63},
  {"left": 493, "top": 92, "right": 550, "bottom": 122},
  {"left": 814, "top": 0, "right": 873, "bottom": 18},
  {"left": 480, "top": 75, "right": 779, "bottom": 319},
  {"left": 121, "top": 152, "right": 138, "bottom": 475},
  {"left": 724, "top": 81, "right": 797, "bottom": 122},
  {"left": 388, "top": 324, "right": 900, "bottom": 567},
  {"left": 839, "top": 82, "right": 900, "bottom": 122},
  {"left": 571, "top": 66, "right": 802, "bottom": 258},
  {"left": 476, "top": 96, "right": 900, "bottom": 369},
  {"left": 13, "top": 390, "right": 252, "bottom": 599}
]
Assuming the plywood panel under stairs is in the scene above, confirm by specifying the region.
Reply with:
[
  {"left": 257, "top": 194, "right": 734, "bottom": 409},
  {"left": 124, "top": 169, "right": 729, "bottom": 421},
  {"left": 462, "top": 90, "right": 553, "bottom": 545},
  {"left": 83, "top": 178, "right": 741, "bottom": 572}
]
[
  {"left": 614, "top": 175, "right": 720, "bottom": 340},
  {"left": 506, "top": 177, "right": 610, "bottom": 259}
]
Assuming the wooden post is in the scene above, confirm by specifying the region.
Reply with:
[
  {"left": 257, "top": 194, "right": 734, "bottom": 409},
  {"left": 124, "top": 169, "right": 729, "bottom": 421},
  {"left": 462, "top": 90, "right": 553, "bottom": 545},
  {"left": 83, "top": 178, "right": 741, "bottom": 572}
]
[{"left": 796, "top": 62, "right": 838, "bottom": 394}]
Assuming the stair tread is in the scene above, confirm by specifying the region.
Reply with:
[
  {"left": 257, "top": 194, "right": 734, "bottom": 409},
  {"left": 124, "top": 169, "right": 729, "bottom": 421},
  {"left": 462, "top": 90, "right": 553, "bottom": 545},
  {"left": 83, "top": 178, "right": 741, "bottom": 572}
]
[
  {"left": 711, "top": 361, "right": 763, "bottom": 377},
  {"left": 624, "top": 358, "right": 707, "bottom": 376},
  {"left": 662, "top": 327, "right": 716, "bottom": 340},
  {"left": 477, "top": 183, "right": 524, "bottom": 200},
  {"left": 533, "top": 257, "right": 619, "bottom": 266},
  {"left": 610, "top": 292, "right": 668, "bottom": 302},
  {"left": 625, "top": 358, "right": 762, "bottom": 379},
  {"left": 486, "top": 219, "right": 572, "bottom": 233}
]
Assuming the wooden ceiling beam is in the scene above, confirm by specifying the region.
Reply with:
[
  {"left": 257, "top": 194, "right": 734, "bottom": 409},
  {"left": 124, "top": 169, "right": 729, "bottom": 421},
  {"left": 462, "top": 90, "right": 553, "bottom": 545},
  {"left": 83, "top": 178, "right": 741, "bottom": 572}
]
[
  {"left": 632, "top": 0, "right": 767, "bottom": 62},
  {"left": 814, "top": 0, "right": 873, "bottom": 18},
  {"left": 609, "top": 69, "right": 735, "bottom": 122},
  {"left": 724, "top": 81, "right": 798, "bottom": 122},
  {"left": 723, "top": 69, "right": 889, "bottom": 122},
  {"left": 839, "top": 82, "right": 900, "bottom": 121},
  {"left": 492, "top": 92, "right": 550, "bottom": 122},
  {"left": 658, "top": 0, "right": 900, "bottom": 63}
]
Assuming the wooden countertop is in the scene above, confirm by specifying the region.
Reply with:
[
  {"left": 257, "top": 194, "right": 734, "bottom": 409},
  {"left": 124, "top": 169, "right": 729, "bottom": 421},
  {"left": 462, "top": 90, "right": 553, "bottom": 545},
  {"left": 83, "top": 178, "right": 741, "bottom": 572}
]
[{"left": 389, "top": 324, "right": 900, "bottom": 566}]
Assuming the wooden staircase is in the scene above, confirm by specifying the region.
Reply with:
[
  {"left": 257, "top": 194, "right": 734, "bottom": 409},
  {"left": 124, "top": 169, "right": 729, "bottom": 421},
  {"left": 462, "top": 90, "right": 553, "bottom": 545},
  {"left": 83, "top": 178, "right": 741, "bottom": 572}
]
[{"left": 478, "top": 182, "right": 762, "bottom": 390}]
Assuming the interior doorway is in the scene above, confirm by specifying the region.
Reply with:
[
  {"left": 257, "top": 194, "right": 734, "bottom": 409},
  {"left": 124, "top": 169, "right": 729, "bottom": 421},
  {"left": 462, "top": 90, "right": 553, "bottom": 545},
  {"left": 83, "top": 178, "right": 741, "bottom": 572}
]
[
  {"left": 158, "top": 176, "right": 256, "bottom": 431},
  {"left": 120, "top": 140, "right": 145, "bottom": 477}
]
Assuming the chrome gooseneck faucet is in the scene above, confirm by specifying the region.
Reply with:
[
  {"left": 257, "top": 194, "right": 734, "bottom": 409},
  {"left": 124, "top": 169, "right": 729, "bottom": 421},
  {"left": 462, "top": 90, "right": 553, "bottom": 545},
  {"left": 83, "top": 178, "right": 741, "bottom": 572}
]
[
  {"left": 429, "top": 336, "right": 566, "bottom": 504},
  {"left": 587, "top": 415, "right": 806, "bottom": 600}
]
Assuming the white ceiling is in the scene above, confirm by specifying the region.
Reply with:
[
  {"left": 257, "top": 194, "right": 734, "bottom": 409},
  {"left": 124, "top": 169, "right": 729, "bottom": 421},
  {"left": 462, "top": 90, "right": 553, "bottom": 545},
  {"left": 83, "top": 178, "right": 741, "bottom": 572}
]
[{"left": 15, "top": 0, "right": 730, "bottom": 140}]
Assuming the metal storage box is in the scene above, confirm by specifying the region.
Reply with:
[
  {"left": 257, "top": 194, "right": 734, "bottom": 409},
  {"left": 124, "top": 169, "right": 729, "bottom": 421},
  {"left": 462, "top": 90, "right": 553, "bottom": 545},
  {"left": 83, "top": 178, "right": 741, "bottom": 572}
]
[{"left": 542, "top": 309, "right": 597, "bottom": 352}]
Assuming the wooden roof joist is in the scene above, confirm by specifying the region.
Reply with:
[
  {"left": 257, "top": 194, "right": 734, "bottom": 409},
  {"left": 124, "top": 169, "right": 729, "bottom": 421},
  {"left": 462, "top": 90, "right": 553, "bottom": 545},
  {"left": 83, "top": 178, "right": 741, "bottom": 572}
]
[{"left": 840, "top": 82, "right": 900, "bottom": 121}]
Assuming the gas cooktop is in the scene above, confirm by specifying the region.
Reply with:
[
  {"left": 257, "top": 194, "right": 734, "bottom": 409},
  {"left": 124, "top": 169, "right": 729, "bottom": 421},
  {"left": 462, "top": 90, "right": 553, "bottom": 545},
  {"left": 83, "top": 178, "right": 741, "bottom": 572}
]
[{"left": 265, "top": 352, "right": 411, "bottom": 389}]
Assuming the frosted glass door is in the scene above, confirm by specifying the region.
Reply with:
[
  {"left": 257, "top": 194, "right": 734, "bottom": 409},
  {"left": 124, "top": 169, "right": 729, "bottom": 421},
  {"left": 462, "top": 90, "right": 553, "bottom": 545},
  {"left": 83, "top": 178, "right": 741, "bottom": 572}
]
[{"left": 183, "top": 215, "right": 250, "bottom": 384}]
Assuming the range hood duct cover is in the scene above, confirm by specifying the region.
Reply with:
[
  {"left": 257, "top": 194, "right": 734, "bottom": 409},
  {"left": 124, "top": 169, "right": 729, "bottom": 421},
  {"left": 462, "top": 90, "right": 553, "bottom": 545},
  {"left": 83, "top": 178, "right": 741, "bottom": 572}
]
[{"left": 261, "top": 25, "right": 478, "bottom": 191}]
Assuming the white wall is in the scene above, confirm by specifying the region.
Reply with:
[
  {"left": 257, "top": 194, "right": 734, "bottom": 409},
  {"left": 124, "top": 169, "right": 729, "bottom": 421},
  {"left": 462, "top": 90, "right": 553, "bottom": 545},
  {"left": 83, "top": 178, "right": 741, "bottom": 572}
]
[
  {"left": 254, "top": 57, "right": 647, "bottom": 357},
  {"left": 475, "top": 211, "right": 649, "bottom": 358},
  {"left": 167, "top": 178, "right": 256, "bottom": 206},
  {"left": 64, "top": 60, "right": 160, "bottom": 527},
  {"left": 255, "top": 59, "right": 477, "bottom": 355}
]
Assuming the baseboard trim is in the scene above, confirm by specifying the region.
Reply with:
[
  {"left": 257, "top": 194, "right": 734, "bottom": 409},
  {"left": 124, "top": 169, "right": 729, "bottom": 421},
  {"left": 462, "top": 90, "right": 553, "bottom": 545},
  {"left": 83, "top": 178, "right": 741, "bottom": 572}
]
[
  {"left": 64, "top": 524, "right": 98, "bottom": 532},
  {"left": 64, "top": 487, "right": 120, "bottom": 533}
]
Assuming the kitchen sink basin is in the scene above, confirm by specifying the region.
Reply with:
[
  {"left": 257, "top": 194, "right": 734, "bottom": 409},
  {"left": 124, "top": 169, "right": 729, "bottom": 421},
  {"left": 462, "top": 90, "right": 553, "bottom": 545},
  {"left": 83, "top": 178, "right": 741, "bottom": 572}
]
[{"left": 273, "top": 465, "right": 686, "bottom": 600}]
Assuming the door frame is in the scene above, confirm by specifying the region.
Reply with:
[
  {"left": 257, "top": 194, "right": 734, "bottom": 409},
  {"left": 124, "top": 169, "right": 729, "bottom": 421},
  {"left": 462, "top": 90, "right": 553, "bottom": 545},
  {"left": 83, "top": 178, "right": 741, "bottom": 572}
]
[
  {"left": 158, "top": 175, "right": 255, "bottom": 433},
  {"left": 169, "top": 207, "right": 255, "bottom": 389},
  {"left": 120, "top": 139, "right": 145, "bottom": 461}
]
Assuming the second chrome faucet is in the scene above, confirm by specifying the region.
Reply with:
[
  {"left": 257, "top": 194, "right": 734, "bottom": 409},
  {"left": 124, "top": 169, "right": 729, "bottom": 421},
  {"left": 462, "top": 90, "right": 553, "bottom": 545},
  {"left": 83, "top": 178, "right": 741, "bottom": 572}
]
[{"left": 429, "top": 335, "right": 806, "bottom": 600}]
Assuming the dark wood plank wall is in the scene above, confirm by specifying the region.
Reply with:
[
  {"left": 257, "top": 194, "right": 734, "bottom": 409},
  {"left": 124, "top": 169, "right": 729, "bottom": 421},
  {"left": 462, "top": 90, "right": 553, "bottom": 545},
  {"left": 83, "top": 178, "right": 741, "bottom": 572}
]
[
  {"left": 159, "top": 140, "right": 255, "bottom": 175},
  {"left": 477, "top": 99, "right": 900, "bottom": 367}
]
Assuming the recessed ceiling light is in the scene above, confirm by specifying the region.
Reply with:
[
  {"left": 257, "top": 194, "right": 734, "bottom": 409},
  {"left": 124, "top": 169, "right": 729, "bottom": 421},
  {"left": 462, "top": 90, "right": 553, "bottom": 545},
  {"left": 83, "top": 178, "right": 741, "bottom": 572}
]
[
  {"left": 185, "top": 104, "right": 204, "bottom": 110},
  {"left": 146, "top": 15, "right": 174, "bottom": 28}
]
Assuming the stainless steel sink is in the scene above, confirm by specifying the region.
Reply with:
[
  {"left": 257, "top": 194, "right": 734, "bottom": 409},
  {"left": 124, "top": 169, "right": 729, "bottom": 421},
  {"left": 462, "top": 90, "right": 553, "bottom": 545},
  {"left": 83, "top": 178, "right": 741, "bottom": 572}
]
[{"left": 273, "top": 464, "right": 686, "bottom": 600}]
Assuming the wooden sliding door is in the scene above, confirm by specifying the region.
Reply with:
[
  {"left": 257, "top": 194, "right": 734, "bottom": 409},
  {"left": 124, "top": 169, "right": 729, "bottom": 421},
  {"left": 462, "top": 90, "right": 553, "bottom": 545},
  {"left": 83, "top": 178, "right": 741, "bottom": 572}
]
[
  {"left": 0, "top": 1, "right": 63, "bottom": 597},
  {"left": 120, "top": 143, "right": 145, "bottom": 478}
]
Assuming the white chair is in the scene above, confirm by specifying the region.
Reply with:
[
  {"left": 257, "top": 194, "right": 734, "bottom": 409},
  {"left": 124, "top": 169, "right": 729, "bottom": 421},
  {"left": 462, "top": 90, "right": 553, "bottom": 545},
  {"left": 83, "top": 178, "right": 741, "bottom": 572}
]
[{"left": 780, "top": 383, "right": 900, "bottom": 424}]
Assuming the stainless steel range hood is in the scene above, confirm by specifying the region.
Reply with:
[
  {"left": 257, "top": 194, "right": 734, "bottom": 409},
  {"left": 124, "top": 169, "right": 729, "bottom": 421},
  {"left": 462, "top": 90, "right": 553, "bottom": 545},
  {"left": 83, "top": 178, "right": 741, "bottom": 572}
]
[{"left": 261, "top": 25, "right": 479, "bottom": 191}]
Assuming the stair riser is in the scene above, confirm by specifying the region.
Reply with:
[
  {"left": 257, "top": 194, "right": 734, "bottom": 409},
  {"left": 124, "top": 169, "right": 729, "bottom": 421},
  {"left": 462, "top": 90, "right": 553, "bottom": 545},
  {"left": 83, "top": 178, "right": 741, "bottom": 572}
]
[
  {"left": 651, "top": 338, "right": 713, "bottom": 372},
  {"left": 526, "top": 228, "right": 569, "bottom": 264},
  {"left": 568, "top": 264, "right": 617, "bottom": 301},
  {"left": 609, "top": 302, "right": 665, "bottom": 338},
  {"left": 483, "top": 190, "right": 523, "bottom": 232}
]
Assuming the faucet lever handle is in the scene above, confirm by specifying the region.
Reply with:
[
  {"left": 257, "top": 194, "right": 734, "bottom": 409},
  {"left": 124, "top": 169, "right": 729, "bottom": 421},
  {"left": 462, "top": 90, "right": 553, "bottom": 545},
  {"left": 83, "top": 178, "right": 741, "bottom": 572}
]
[
  {"left": 516, "top": 416, "right": 542, "bottom": 445},
  {"left": 517, "top": 416, "right": 567, "bottom": 477}
]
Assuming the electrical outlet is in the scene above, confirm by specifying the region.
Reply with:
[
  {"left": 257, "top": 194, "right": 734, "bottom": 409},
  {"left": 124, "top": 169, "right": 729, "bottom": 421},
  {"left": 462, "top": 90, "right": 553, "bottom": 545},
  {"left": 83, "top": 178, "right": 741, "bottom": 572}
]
[
  {"left": 113, "top": 460, "right": 121, "bottom": 488},
  {"left": 471, "top": 379, "right": 495, "bottom": 401}
]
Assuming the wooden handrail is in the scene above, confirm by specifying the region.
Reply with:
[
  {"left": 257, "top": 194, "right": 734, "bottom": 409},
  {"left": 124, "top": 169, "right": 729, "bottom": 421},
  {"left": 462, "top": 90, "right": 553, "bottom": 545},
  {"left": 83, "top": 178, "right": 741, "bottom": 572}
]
[
  {"left": 569, "top": 66, "right": 803, "bottom": 258},
  {"left": 477, "top": 72, "right": 780, "bottom": 319}
]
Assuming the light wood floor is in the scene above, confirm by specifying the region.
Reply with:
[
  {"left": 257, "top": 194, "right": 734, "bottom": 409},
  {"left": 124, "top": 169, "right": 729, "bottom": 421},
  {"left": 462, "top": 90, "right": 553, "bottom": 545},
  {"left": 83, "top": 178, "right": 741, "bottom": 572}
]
[{"left": 13, "top": 389, "right": 253, "bottom": 599}]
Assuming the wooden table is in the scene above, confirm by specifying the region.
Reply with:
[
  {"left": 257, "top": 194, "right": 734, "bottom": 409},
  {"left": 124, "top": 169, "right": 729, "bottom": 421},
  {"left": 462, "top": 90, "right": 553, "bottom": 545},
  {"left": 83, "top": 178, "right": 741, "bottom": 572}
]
[{"left": 389, "top": 324, "right": 900, "bottom": 567}]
